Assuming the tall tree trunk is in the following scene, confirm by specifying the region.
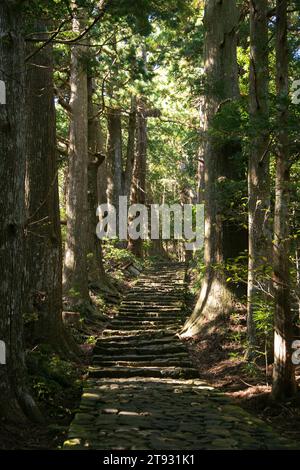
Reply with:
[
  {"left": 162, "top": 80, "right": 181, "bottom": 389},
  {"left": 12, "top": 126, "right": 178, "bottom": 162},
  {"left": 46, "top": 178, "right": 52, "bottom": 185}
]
[
  {"left": 128, "top": 98, "right": 147, "bottom": 258},
  {"left": 87, "top": 77, "right": 106, "bottom": 287},
  {"left": 0, "top": 1, "right": 41, "bottom": 423},
  {"left": 181, "top": 0, "right": 242, "bottom": 338},
  {"left": 180, "top": 188, "right": 193, "bottom": 264},
  {"left": 106, "top": 108, "right": 123, "bottom": 219},
  {"left": 25, "top": 26, "right": 78, "bottom": 358},
  {"left": 196, "top": 155, "right": 205, "bottom": 204},
  {"left": 197, "top": 96, "right": 205, "bottom": 204},
  {"left": 247, "top": 0, "right": 271, "bottom": 353},
  {"left": 272, "top": 0, "right": 296, "bottom": 400},
  {"left": 147, "top": 186, "right": 168, "bottom": 259},
  {"left": 87, "top": 77, "right": 118, "bottom": 297},
  {"left": 63, "top": 4, "right": 90, "bottom": 305},
  {"left": 123, "top": 95, "right": 137, "bottom": 198},
  {"left": 295, "top": 247, "right": 300, "bottom": 319},
  {"left": 98, "top": 158, "right": 108, "bottom": 206},
  {"left": 97, "top": 118, "right": 107, "bottom": 206}
]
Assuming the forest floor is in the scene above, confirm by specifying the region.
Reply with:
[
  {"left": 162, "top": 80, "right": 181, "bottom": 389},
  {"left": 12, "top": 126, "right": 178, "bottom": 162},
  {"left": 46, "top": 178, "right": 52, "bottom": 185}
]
[
  {"left": 186, "top": 270, "right": 300, "bottom": 446},
  {"left": 1, "top": 260, "right": 300, "bottom": 450},
  {"left": 0, "top": 255, "right": 138, "bottom": 450},
  {"left": 63, "top": 262, "right": 299, "bottom": 450},
  {"left": 188, "top": 334, "right": 300, "bottom": 446}
]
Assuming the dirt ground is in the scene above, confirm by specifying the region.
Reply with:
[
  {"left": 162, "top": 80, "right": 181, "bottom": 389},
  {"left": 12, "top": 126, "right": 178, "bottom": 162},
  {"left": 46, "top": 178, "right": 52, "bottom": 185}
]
[{"left": 186, "top": 311, "right": 300, "bottom": 446}]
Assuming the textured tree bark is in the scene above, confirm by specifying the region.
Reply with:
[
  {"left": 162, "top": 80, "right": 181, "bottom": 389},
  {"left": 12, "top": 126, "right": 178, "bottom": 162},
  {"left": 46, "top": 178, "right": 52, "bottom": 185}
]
[
  {"left": 180, "top": 188, "right": 193, "bottom": 264},
  {"left": 181, "top": 0, "right": 243, "bottom": 338},
  {"left": 197, "top": 96, "right": 205, "bottom": 204},
  {"left": 123, "top": 96, "right": 137, "bottom": 198},
  {"left": 98, "top": 158, "right": 108, "bottom": 206},
  {"left": 147, "top": 187, "right": 168, "bottom": 259},
  {"left": 0, "top": 1, "right": 42, "bottom": 422},
  {"left": 247, "top": 0, "right": 271, "bottom": 353},
  {"left": 25, "top": 26, "right": 79, "bottom": 358},
  {"left": 63, "top": 4, "right": 90, "bottom": 305},
  {"left": 87, "top": 77, "right": 106, "bottom": 287},
  {"left": 106, "top": 108, "right": 123, "bottom": 218},
  {"left": 87, "top": 77, "right": 118, "bottom": 297},
  {"left": 296, "top": 247, "right": 300, "bottom": 319},
  {"left": 97, "top": 120, "right": 107, "bottom": 207},
  {"left": 196, "top": 156, "right": 205, "bottom": 204},
  {"left": 128, "top": 98, "right": 147, "bottom": 258},
  {"left": 272, "top": 0, "right": 296, "bottom": 400}
]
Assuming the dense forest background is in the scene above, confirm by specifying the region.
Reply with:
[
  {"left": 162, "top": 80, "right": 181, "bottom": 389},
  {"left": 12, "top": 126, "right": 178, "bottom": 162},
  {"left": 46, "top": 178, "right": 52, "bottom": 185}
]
[{"left": 0, "top": 0, "right": 300, "bottom": 450}]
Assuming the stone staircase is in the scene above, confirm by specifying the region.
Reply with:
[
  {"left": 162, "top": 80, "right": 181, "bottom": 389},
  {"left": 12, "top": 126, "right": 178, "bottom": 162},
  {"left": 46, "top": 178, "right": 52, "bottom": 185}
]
[
  {"left": 63, "top": 263, "right": 297, "bottom": 450},
  {"left": 88, "top": 262, "right": 197, "bottom": 381}
]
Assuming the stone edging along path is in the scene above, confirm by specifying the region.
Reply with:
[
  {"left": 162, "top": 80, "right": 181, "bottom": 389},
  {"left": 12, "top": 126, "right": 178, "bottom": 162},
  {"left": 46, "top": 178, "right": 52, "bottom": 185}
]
[{"left": 63, "top": 263, "right": 297, "bottom": 450}]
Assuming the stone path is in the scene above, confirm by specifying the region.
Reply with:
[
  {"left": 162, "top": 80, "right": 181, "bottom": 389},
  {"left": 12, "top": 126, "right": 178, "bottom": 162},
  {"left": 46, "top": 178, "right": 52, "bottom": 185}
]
[{"left": 64, "top": 263, "right": 296, "bottom": 450}]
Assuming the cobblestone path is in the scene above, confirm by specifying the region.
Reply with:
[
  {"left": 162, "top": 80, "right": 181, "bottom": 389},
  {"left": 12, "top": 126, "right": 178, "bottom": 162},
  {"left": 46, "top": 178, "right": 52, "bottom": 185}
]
[{"left": 64, "top": 263, "right": 296, "bottom": 450}]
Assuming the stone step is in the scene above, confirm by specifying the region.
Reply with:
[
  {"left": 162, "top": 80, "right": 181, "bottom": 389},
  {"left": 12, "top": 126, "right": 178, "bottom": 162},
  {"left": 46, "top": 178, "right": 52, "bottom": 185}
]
[
  {"left": 118, "top": 306, "right": 183, "bottom": 311},
  {"left": 122, "top": 293, "right": 184, "bottom": 298},
  {"left": 117, "top": 312, "right": 183, "bottom": 318},
  {"left": 116, "top": 312, "right": 184, "bottom": 319},
  {"left": 117, "top": 312, "right": 182, "bottom": 317},
  {"left": 133, "top": 280, "right": 184, "bottom": 283},
  {"left": 134, "top": 276, "right": 184, "bottom": 279},
  {"left": 125, "top": 289, "right": 185, "bottom": 294},
  {"left": 92, "top": 352, "right": 189, "bottom": 362},
  {"left": 111, "top": 316, "right": 183, "bottom": 329},
  {"left": 139, "top": 276, "right": 185, "bottom": 279},
  {"left": 94, "top": 338, "right": 181, "bottom": 351},
  {"left": 99, "top": 330, "right": 172, "bottom": 340},
  {"left": 122, "top": 292, "right": 184, "bottom": 303},
  {"left": 122, "top": 300, "right": 184, "bottom": 305},
  {"left": 119, "top": 304, "right": 183, "bottom": 309},
  {"left": 102, "top": 327, "right": 179, "bottom": 336},
  {"left": 94, "top": 340, "right": 180, "bottom": 354},
  {"left": 88, "top": 365, "right": 199, "bottom": 379},
  {"left": 118, "top": 306, "right": 184, "bottom": 311},
  {"left": 119, "top": 306, "right": 183, "bottom": 311},
  {"left": 132, "top": 272, "right": 183, "bottom": 275},
  {"left": 116, "top": 312, "right": 184, "bottom": 320},
  {"left": 125, "top": 281, "right": 184, "bottom": 286},
  {"left": 94, "top": 344, "right": 186, "bottom": 356},
  {"left": 110, "top": 320, "right": 183, "bottom": 328},
  {"left": 136, "top": 271, "right": 184, "bottom": 275},
  {"left": 118, "top": 308, "right": 186, "bottom": 319},
  {"left": 135, "top": 280, "right": 184, "bottom": 283},
  {"left": 127, "top": 282, "right": 185, "bottom": 286},
  {"left": 131, "top": 288, "right": 183, "bottom": 292},
  {"left": 96, "top": 333, "right": 177, "bottom": 344},
  {"left": 92, "top": 359, "right": 193, "bottom": 368},
  {"left": 114, "top": 313, "right": 183, "bottom": 320}
]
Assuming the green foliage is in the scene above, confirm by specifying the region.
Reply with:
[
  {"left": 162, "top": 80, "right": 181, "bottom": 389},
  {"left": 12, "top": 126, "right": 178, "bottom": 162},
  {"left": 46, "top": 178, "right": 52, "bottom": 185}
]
[
  {"left": 253, "top": 297, "right": 273, "bottom": 343},
  {"left": 26, "top": 348, "right": 82, "bottom": 417},
  {"left": 108, "top": 0, "right": 192, "bottom": 36},
  {"left": 23, "top": 310, "right": 39, "bottom": 325},
  {"left": 242, "top": 362, "right": 260, "bottom": 378},
  {"left": 189, "top": 251, "right": 205, "bottom": 294},
  {"left": 85, "top": 335, "right": 97, "bottom": 346},
  {"left": 224, "top": 254, "right": 248, "bottom": 286},
  {"left": 67, "top": 288, "right": 81, "bottom": 299},
  {"left": 103, "top": 239, "right": 142, "bottom": 266},
  {"left": 102, "top": 240, "right": 144, "bottom": 284}
]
